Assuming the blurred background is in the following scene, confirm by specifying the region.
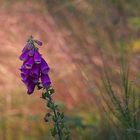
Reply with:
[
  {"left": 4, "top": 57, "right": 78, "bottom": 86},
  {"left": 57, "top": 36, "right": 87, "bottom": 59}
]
[{"left": 0, "top": 0, "right": 140, "bottom": 139}]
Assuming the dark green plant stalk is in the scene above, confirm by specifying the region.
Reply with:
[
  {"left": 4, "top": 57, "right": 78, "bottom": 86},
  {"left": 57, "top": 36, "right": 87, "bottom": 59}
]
[{"left": 40, "top": 85, "right": 70, "bottom": 140}]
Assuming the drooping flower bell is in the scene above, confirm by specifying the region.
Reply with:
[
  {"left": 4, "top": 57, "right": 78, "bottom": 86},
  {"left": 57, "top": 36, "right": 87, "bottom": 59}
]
[{"left": 19, "top": 36, "right": 51, "bottom": 94}]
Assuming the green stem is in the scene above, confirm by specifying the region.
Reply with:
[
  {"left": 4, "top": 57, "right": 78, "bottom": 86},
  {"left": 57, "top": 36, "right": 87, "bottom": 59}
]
[
  {"left": 41, "top": 87, "right": 69, "bottom": 140},
  {"left": 48, "top": 95, "right": 62, "bottom": 140}
]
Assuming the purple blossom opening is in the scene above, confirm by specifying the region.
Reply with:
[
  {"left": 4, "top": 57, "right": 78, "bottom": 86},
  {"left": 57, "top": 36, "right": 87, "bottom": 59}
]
[
  {"left": 19, "top": 37, "right": 51, "bottom": 94},
  {"left": 25, "top": 57, "right": 34, "bottom": 69},
  {"left": 21, "top": 69, "right": 29, "bottom": 75},
  {"left": 20, "top": 66, "right": 30, "bottom": 75},
  {"left": 34, "top": 51, "right": 42, "bottom": 64}
]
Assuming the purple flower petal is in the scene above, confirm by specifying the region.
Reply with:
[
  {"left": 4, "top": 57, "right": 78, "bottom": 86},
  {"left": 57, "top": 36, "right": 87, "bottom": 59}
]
[
  {"left": 30, "top": 64, "right": 40, "bottom": 77},
  {"left": 34, "top": 51, "right": 42, "bottom": 64},
  {"left": 31, "top": 77, "right": 39, "bottom": 84},
  {"left": 22, "top": 78, "right": 31, "bottom": 87},
  {"left": 21, "top": 73, "right": 28, "bottom": 81},
  {"left": 21, "top": 69, "right": 29, "bottom": 75},
  {"left": 22, "top": 47, "right": 27, "bottom": 53},
  {"left": 28, "top": 49, "right": 35, "bottom": 56},
  {"left": 27, "top": 82, "right": 36, "bottom": 94},
  {"left": 41, "top": 58, "right": 50, "bottom": 74},
  {"left": 19, "top": 65, "right": 25, "bottom": 70},
  {"left": 41, "top": 73, "right": 51, "bottom": 88},
  {"left": 20, "top": 37, "right": 52, "bottom": 94},
  {"left": 27, "top": 43, "right": 34, "bottom": 50},
  {"left": 22, "top": 42, "right": 33, "bottom": 52},
  {"left": 34, "top": 40, "right": 42, "bottom": 46},
  {"left": 25, "top": 57, "right": 34, "bottom": 69},
  {"left": 19, "top": 50, "right": 29, "bottom": 61},
  {"left": 20, "top": 64, "right": 30, "bottom": 73}
]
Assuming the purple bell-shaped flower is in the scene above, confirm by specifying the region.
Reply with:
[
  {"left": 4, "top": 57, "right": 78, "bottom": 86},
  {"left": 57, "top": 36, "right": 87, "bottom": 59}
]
[{"left": 19, "top": 37, "right": 51, "bottom": 94}]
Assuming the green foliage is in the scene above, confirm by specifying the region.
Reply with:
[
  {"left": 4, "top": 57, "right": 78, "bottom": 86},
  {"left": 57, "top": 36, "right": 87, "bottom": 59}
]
[
  {"left": 42, "top": 87, "right": 70, "bottom": 140},
  {"left": 102, "top": 59, "right": 140, "bottom": 140},
  {"left": 61, "top": 0, "right": 75, "bottom": 12},
  {"left": 128, "top": 17, "right": 140, "bottom": 30}
]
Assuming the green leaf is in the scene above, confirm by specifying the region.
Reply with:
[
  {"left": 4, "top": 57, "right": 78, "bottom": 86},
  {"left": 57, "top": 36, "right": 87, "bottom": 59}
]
[
  {"left": 50, "top": 127, "right": 57, "bottom": 137},
  {"left": 60, "top": 123, "right": 64, "bottom": 129},
  {"left": 47, "top": 102, "right": 51, "bottom": 108},
  {"left": 60, "top": 113, "right": 64, "bottom": 119},
  {"left": 47, "top": 87, "right": 55, "bottom": 95},
  {"left": 44, "top": 92, "right": 50, "bottom": 98},
  {"left": 54, "top": 104, "right": 58, "bottom": 109},
  {"left": 53, "top": 116, "right": 57, "bottom": 122},
  {"left": 49, "top": 103, "right": 55, "bottom": 110},
  {"left": 41, "top": 93, "right": 46, "bottom": 99},
  {"left": 65, "top": 135, "right": 70, "bottom": 140}
]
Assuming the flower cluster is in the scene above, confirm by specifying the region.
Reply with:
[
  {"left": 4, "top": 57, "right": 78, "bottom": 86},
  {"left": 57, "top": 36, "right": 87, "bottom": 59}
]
[{"left": 19, "top": 36, "right": 51, "bottom": 94}]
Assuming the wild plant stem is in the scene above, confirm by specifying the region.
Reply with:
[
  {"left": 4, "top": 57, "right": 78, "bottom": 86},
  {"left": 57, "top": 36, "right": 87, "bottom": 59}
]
[
  {"left": 40, "top": 87, "right": 70, "bottom": 140},
  {"left": 47, "top": 94, "right": 62, "bottom": 140}
]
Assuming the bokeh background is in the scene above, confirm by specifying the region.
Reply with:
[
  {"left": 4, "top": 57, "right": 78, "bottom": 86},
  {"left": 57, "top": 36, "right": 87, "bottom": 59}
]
[{"left": 0, "top": 0, "right": 140, "bottom": 139}]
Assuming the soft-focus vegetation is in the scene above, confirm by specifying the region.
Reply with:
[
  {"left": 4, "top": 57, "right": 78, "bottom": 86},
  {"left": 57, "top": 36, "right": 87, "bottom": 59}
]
[{"left": 0, "top": 0, "right": 140, "bottom": 139}]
